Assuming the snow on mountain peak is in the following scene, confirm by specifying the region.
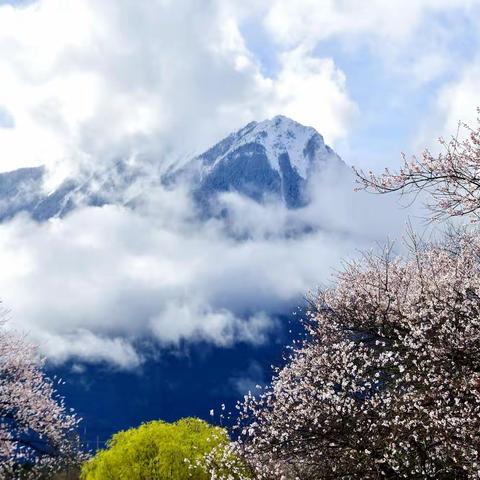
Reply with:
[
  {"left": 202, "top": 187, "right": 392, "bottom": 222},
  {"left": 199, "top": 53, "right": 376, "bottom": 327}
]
[
  {"left": 175, "top": 115, "right": 344, "bottom": 211},
  {"left": 205, "top": 115, "right": 327, "bottom": 179}
]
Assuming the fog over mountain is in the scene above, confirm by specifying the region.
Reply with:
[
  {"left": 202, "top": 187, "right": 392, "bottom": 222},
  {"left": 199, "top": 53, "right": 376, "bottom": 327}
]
[
  {"left": 0, "top": 115, "right": 344, "bottom": 222},
  {"left": 169, "top": 115, "right": 345, "bottom": 212},
  {"left": 0, "top": 116, "right": 415, "bottom": 370},
  {"left": 0, "top": 115, "right": 429, "bottom": 447}
]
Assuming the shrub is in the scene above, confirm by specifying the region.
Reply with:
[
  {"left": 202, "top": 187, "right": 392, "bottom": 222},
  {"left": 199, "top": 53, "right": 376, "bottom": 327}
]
[{"left": 81, "top": 417, "right": 241, "bottom": 479}]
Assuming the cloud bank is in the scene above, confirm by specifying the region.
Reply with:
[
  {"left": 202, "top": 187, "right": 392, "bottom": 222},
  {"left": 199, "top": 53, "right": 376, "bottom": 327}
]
[{"left": 0, "top": 163, "right": 423, "bottom": 369}]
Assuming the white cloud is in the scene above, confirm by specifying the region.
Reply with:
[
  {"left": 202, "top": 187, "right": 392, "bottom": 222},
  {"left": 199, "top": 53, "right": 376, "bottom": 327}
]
[
  {"left": 149, "top": 303, "right": 273, "bottom": 347},
  {"left": 39, "top": 330, "right": 144, "bottom": 370},
  {"left": 435, "top": 62, "right": 480, "bottom": 133},
  {"left": 0, "top": 105, "right": 15, "bottom": 128},
  {"left": 0, "top": 165, "right": 424, "bottom": 369},
  {"left": 414, "top": 60, "right": 480, "bottom": 152},
  {"left": 0, "top": 0, "right": 356, "bottom": 175},
  {"left": 265, "top": 0, "right": 476, "bottom": 48},
  {"left": 266, "top": 48, "right": 357, "bottom": 143},
  {"left": 265, "top": 0, "right": 479, "bottom": 84}
]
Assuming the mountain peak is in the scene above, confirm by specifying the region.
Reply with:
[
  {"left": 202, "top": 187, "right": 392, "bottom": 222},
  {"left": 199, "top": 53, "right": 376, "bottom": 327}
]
[
  {"left": 0, "top": 116, "right": 343, "bottom": 222},
  {"left": 266, "top": 114, "right": 314, "bottom": 130},
  {"left": 236, "top": 115, "right": 324, "bottom": 178},
  {"left": 181, "top": 116, "right": 343, "bottom": 210}
]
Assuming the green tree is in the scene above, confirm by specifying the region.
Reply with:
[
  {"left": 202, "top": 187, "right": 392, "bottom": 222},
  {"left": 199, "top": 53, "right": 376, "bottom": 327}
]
[{"left": 80, "top": 417, "right": 242, "bottom": 480}]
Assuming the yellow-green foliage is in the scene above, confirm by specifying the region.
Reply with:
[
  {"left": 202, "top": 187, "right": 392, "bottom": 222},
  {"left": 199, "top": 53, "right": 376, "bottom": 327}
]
[{"left": 80, "top": 417, "right": 230, "bottom": 480}]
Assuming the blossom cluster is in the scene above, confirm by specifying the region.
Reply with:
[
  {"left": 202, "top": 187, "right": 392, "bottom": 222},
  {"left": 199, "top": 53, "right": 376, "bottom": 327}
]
[
  {"left": 0, "top": 321, "right": 83, "bottom": 478},
  {"left": 207, "top": 231, "right": 480, "bottom": 479}
]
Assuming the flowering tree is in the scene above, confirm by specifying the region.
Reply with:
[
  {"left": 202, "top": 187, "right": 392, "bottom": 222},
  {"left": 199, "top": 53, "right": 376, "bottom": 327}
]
[
  {"left": 0, "top": 320, "right": 82, "bottom": 478},
  {"left": 209, "top": 233, "right": 480, "bottom": 479},
  {"left": 355, "top": 110, "right": 480, "bottom": 222},
  {"left": 205, "top": 114, "right": 480, "bottom": 479}
]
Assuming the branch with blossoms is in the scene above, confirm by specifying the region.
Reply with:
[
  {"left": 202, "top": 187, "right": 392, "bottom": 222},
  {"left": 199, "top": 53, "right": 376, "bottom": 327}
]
[
  {"left": 354, "top": 109, "right": 480, "bottom": 222},
  {"left": 207, "top": 230, "right": 480, "bottom": 479},
  {"left": 0, "top": 319, "right": 85, "bottom": 478}
]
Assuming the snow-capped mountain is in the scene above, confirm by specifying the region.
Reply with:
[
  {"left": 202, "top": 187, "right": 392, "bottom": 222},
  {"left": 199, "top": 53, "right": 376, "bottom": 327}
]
[
  {"left": 0, "top": 116, "right": 344, "bottom": 222},
  {"left": 169, "top": 115, "right": 344, "bottom": 210}
]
